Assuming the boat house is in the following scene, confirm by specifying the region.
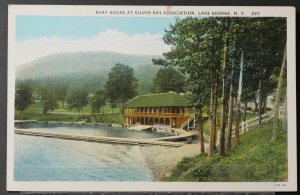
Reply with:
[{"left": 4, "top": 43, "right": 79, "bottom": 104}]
[{"left": 124, "top": 92, "right": 195, "bottom": 129}]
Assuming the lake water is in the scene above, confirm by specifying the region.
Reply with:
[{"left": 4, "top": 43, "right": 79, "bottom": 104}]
[
  {"left": 15, "top": 122, "right": 171, "bottom": 139},
  {"left": 14, "top": 123, "right": 169, "bottom": 181}
]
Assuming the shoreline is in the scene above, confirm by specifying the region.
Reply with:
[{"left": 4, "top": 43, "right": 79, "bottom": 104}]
[
  {"left": 15, "top": 120, "right": 199, "bottom": 180},
  {"left": 141, "top": 141, "right": 204, "bottom": 181}
]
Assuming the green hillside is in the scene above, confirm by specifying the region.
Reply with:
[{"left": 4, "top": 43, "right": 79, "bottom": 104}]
[
  {"left": 16, "top": 51, "right": 159, "bottom": 80},
  {"left": 16, "top": 51, "right": 161, "bottom": 95},
  {"left": 163, "top": 122, "right": 287, "bottom": 182}
]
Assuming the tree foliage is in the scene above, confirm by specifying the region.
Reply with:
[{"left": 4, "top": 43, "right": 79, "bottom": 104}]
[
  {"left": 89, "top": 89, "right": 106, "bottom": 114},
  {"left": 105, "top": 63, "right": 138, "bottom": 108},
  {"left": 272, "top": 45, "right": 287, "bottom": 141},
  {"left": 40, "top": 87, "right": 59, "bottom": 114},
  {"left": 154, "top": 17, "right": 223, "bottom": 154},
  {"left": 15, "top": 81, "right": 33, "bottom": 111},
  {"left": 156, "top": 17, "right": 287, "bottom": 156},
  {"left": 66, "top": 88, "right": 89, "bottom": 113},
  {"left": 151, "top": 67, "right": 185, "bottom": 93},
  {"left": 238, "top": 18, "right": 286, "bottom": 120}
]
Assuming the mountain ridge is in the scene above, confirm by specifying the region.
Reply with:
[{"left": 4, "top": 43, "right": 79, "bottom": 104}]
[{"left": 16, "top": 51, "right": 161, "bottom": 80}]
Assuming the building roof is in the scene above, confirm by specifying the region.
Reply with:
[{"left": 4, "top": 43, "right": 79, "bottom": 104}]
[{"left": 125, "top": 92, "right": 189, "bottom": 108}]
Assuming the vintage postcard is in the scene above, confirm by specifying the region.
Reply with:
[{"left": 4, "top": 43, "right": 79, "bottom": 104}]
[{"left": 7, "top": 5, "right": 296, "bottom": 192}]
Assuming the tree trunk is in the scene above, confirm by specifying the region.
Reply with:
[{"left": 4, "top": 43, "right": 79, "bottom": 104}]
[
  {"left": 283, "top": 94, "right": 287, "bottom": 131},
  {"left": 261, "top": 97, "right": 265, "bottom": 114},
  {"left": 209, "top": 72, "right": 214, "bottom": 157},
  {"left": 219, "top": 80, "right": 229, "bottom": 156},
  {"left": 198, "top": 101, "right": 205, "bottom": 154},
  {"left": 226, "top": 56, "right": 235, "bottom": 154},
  {"left": 209, "top": 69, "right": 217, "bottom": 156},
  {"left": 219, "top": 30, "right": 230, "bottom": 157},
  {"left": 213, "top": 75, "right": 218, "bottom": 152},
  {"left": 258, "top": 79, "right": 263, "bottom": 125},
  {"left": 120, "top": 103, "right": 124, "bottom": 114},
  {"left": 235, "top": 102, "right": 241, "bottom": 148},
  {"left": 263, "top": 96, "right": 267, "bottom": 113},
  {"left": 272, "top": 45, "right": 287, "bottom": 141},
  {"left": 235, "top": 50, "right": 244, "bottom": 148},
  {"left": 244, "top": 100, "right": 247, "bottom": 121},
  {"left": 226, "top": 91, "right": 234, "bottom": 153},
  {"left": 253, "top": 100, "right": 258, "bottom": 114}
]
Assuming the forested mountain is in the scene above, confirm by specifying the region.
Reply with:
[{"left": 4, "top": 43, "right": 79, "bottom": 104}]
[
  {"left": 16, "top": 51, "right": 161, "bottom": 94},
  {"left": 16, "top": 51, "right": 159, "bottom": 79}
]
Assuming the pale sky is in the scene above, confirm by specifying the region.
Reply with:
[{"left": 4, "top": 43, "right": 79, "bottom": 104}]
[{"left": 15, "top": 16, "right": 175, "bottom": 66}]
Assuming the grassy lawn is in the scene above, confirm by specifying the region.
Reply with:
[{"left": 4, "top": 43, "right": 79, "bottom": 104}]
[
  {"left": 163, "top": 122, "right": 287, "bottom": 182},
  {"left": 15, "top": 103, "right": 123, "bottom": 124},
  {"left": 54, "top": 104, "right": 120, "bottom": 114}
]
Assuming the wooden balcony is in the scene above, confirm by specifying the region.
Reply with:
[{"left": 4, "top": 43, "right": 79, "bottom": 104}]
[{"left": 124, "top": 111, "right": 188, "bottom": 118}]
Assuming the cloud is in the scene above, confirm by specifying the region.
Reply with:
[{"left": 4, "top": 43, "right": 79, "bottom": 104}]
[{"left": 15, "top": 29, "right": 171, "bottom": 66}]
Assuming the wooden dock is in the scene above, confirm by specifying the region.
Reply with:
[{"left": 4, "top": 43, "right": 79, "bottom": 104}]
[
  {"left": 128, "top": 125, "right": 153, "bottom": 131},
  {"left": 151, "top": 132, "right": 195, "bottom": 141},
  {"left": 15, "top": 120, "right": 37, "bottom": 123},
  {"left": 15, "top": 129, "right": 183, "bottom": 147}
]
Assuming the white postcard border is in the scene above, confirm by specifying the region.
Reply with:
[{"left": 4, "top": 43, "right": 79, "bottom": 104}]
[{"left": 7, "top": 5, "right": 297, "bottom": 192}]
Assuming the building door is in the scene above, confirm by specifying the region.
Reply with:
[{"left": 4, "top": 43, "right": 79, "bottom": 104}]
[{"left": 172, "top": 118, "right": 176, "bottom": 128}]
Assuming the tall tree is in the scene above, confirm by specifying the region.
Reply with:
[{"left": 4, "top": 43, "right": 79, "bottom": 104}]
[
  {"left": 151, "top": 66, "right": 185, "bottom": 93},
  {"left": 105, "top": 63, "right": 138, "bottom": 114},
  {"left": 153, "top": 17, "right": 221, "bottom": 155},
  {"left": 186, "top": 72, "right": 210, "bottom": 154},
  {"left": 272, "top": 45, "right": 287, "bottom": 141},
  {"left": 234, "top": 51, "right": 244, "bottom": 148},
  {"left": 154, "top": 17, "right": 286, "bottom": 157},
  {"left": 206, "top": 19, "right": 228, "bottom": 156},
  {"left": 225, "top": 22, "right": 243, "bottom": 153},
  {"left": 209, "top": 66, "right": 218, "bottom": 156},
  {"left": 226, "top": 64, "right": 235, "bottom": 153},
  {"left": 219, "top": 18, "right": 231, "bottom": 156},
  {"left": 241, "top": 18, "right": 286, "bottom": 124}
]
